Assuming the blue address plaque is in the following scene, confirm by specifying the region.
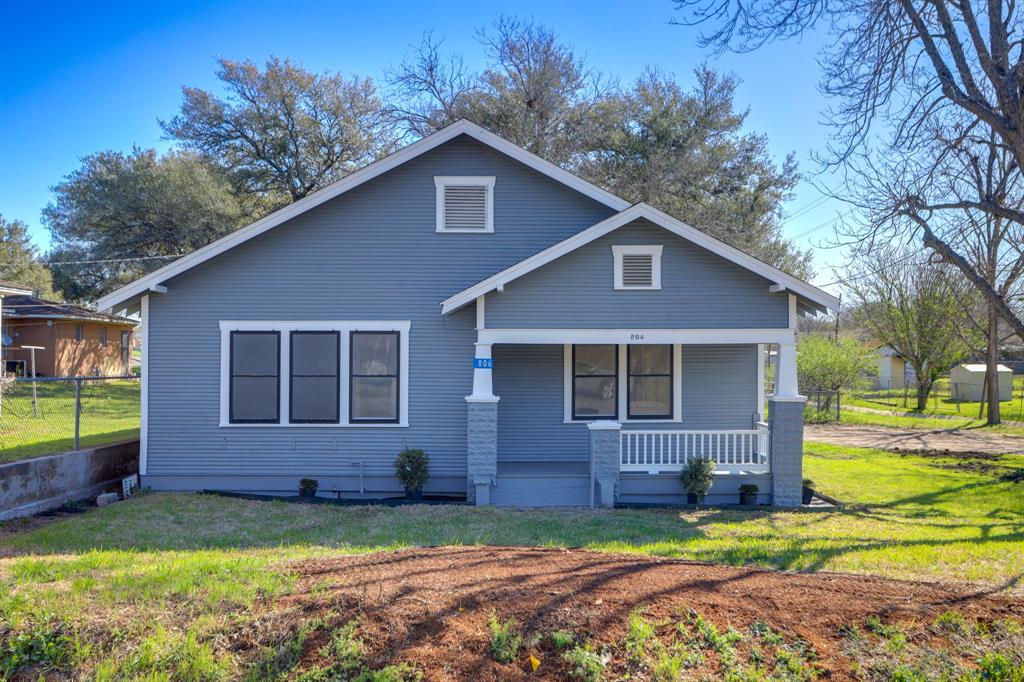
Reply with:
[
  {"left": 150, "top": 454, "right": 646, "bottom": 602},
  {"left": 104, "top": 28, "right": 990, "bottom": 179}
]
[{"left": 473, "top": 358, "right": 494, "bottom": 369}]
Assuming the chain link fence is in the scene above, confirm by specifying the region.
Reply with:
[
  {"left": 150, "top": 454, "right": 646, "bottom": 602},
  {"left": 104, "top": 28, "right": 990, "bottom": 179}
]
[{"left": 0, "top": 376, "right": 140, "bottom": 463}]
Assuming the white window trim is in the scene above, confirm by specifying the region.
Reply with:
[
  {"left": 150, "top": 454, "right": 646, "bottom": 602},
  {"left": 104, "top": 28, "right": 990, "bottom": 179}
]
[
  {"left": 219, "top": 320, "right": 411, "bottom": 428},
  {"left": 612, "top": 245, "right": 662, "bottom": 290},
  {"left": 435, "top": 176, "right": 496, "bottom": 233},
  {"left": 562, "top": 344, "right": 682, "bottom": 424}
]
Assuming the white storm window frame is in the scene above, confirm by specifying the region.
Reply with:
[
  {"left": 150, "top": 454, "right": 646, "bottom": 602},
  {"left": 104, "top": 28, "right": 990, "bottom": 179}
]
[
  {"left": 612, "top": 245, "right": 663, "bottom": 290},
  {"left": 563, "top": 344, "right": 682, "bottom": 424},
  {"left": 435, "top": 176, "right": 496, "bottom": 233},
  {"left": 218, "top": 320, "right": 410, "bottom": 428}
]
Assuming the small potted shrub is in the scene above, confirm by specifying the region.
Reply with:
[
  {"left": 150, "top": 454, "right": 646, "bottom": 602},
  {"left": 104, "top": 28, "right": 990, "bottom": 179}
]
[
  {"left": 298, "top": 478, "right": 318, "bottom": 498},
  {"left": 680, "top": 457, "right": 715, "bottom": 504},
  {"left": 802, "top": 478, "right": 815, "bottom": 505},
  {"left": 395, "top": 448, "right": 429, "bottom": 500},
  {"left": 738, "top": 483, "right": 759, "bottom": 506}
]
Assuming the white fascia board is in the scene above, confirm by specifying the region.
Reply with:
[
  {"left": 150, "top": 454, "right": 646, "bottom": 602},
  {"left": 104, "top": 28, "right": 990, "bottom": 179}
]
[
  {"left": 0, "top": 286, "right": 31, "bottom": 297},
  {"left": 97, "top": 119, "right": 631, "bottom": 312},
  {"left": 479, "top": 328, "right": 796, "bottom": 346},
  {"left": 441, "top": 203, "right": 840, "bottom": 314}
]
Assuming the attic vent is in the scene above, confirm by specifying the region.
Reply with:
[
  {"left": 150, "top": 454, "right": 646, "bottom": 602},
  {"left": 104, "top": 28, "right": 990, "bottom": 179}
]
[
  {"left": 613, "top": 245, "right": 663, "bottom": 290},
  {"left": 435, "top": 176, "right": 495, "bottom": 233},
  {"left": 621, "top": 255, "right": 653, "bottom": 287}
]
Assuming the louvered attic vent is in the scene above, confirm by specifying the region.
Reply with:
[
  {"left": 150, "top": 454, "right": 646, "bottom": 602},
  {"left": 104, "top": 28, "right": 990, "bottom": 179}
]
[
  {"left": 621, "top": 254, "right": 653, "bottom": 287},
  {"left": 613, "top": 245, "right": 663, "bottom": 290},
  {"left": 435, "top": 176, "right": 496, "bottom": 233}
]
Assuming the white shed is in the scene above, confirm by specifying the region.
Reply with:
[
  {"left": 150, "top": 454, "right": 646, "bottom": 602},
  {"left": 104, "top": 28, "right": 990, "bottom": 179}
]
[
  {"left": 950, "top": 363, "right": 1013, "bottom": 402},
  {"left": 876, "top": 347, "right": 916, "bottom": 390}
]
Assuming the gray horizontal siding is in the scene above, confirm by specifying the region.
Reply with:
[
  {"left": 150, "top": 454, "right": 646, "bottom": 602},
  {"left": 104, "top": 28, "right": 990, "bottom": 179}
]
[
  {"left": 493, "top": 344, "right": 758, "bottom": 463},
  {"left": 146, "top": 135, "right": 615, "bottom": 488},
  {"left": 485, "top": 219, "right": 790, "bottom": 328}
]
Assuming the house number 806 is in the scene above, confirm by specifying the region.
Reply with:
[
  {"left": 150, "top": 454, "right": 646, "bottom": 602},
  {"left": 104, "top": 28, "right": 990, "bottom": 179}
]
[{"left": 630, "top": 333, "right": 645, "bottom": 340}]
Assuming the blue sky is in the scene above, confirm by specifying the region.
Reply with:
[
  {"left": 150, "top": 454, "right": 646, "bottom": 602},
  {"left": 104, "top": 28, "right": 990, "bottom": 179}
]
[{"left": 0, "top": 0, "right": 848, "bottom": 288}]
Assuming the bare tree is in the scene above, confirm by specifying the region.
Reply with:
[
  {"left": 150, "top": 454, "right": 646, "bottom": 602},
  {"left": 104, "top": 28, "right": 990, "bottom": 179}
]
[
  {"left": 673, "top": 1, "right": 1024, "bottom": 340},
  {"left": 845, "top": 249, "right": 978, "bottom": 411}
]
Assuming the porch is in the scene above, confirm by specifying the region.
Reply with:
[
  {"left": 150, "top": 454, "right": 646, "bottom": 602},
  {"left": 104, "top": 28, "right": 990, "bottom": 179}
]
[{"left": 464, "top": 326, "right": 805, "bottom": 508}]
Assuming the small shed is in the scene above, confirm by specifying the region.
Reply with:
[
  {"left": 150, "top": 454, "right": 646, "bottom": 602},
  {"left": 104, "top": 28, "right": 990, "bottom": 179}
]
[
  {"left": 876, "top": 347, "right": 917, "bottom": 390},
  {"left": 950, "top": 363, "right": 1013, "bottom": 402}
]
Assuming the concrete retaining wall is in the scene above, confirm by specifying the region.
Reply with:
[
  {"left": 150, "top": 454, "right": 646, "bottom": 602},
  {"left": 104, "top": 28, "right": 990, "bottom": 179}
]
[{"left": 0, "top": 440, "right": 139, "bottom": 520}]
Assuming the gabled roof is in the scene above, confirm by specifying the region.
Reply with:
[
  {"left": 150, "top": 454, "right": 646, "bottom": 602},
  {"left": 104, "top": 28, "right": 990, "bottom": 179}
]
[
  {"left": 97, "top": 119, "right": 631, "bottom": 312},
  {"left": 0, "top": 279, "right": 32, "bottom": 297},
  {"left": 441, "top": 203, "right": 840, "bottom": 315},
  {"left": 3, "top": 295, "right": 136, "bottom": 325}
]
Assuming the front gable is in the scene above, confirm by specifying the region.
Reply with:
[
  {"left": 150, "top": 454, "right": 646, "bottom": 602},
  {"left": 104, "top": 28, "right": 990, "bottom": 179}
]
[{"left": 483, "top": 218, "right": 792, "bottom": 329}]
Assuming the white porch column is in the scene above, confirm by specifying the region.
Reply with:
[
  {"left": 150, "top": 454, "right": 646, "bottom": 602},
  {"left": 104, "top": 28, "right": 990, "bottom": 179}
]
[
  {"left": 772, "top": 341, "right": 801, "bottom": 399},
  {"left": 470, "top": 342, "right": 496, "bottom": 399}
]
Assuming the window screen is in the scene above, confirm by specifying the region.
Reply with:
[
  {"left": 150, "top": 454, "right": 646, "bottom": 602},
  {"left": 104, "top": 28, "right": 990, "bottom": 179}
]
[
  {"left": 573, "top": 345, "right": 617, "bottom": 420},
  {"left": 230, "top": 331, "right": 280, "bottom": 423},
  {"left": 350, "top": 331, "right": 399, "bottom": 422},
  {"left": 290, "top": 331, "right": 339, "bottom": 423},
  {"left": 628, "top": 345, "right": 672, "bottom": 419}
]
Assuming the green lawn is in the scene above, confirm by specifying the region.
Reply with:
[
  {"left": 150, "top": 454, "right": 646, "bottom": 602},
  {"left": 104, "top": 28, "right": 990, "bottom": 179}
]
[
  {"left": 0, "top": 379, "right": 139, "bottom": 462},
  {"left": 0, "top": 442, "right": 1020, "bottom": 677},
  {"left": 849, "top": 375, "right": 1024, "bottom": 420}
]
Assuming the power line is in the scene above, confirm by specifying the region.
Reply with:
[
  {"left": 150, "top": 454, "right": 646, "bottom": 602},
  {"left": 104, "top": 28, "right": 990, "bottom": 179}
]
[{"left": 814, "top": 246, "right": 929, "bottom": 289}]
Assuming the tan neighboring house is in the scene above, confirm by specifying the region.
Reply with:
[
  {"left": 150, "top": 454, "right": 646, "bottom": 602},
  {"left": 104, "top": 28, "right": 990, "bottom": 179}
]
[
  {"left": 0, "top": 280, "right": 33, "bottom": 378},
  {"left": 2, "top": 294, "right": 137, "bottom": 377}
]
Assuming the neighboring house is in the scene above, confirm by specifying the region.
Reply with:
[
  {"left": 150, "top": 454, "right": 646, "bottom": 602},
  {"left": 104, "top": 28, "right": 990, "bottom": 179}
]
[
  {"left": 950, "top": 363, "right": 1013, "bottom": 402},
  {"left": 0, "top": 280, "right": 33, "bottom": 378},
  {"left": 2, "top": 295, "right": 136, "bottom": 376},
  {"left": 97, "top": 120, "right": 838, "bottom": 507},
  {"left": 875, "top": 346, "right": 917, "bottom": 390}
]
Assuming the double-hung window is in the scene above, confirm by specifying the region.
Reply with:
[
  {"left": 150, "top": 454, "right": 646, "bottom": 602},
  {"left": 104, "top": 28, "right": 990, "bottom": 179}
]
[
  {"left": 627, "top": 345, "right": 673, "bottom": 419},
  {"left": 290, "top": 331, "right": 340, "bottom": 423},
  {"left": 221, "top": 322, "right": 409, "bottom": 427},
  {"left": 229, "top": 331, "right": 281, "bottom": 423},
  {"left": 350, "top": 331, "right": 400, "bottom": 423},
  {"left": 572, "top": 345, "right": 618, "bottom": 420}
]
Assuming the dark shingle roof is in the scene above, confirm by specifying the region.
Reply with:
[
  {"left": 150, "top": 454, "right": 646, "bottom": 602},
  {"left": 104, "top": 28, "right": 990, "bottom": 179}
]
[{"left": 2, "top": 295, "right": 136, "bottom": 325}]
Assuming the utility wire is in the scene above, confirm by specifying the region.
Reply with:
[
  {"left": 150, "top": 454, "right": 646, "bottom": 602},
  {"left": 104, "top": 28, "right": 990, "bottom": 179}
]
[{"left": 41, "top": 254, "right": 185, "bottom": 266}]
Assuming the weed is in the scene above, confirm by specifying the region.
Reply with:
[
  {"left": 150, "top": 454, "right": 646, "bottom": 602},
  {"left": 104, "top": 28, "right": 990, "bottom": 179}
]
[
  {"left": 487, "top": 611, "right": 523, "bottom": 664},
  {"left": 102, "top": 628, "right": 228, "bottom": 681},
  {"left": 625, "top": 608, "right": 656, "bottom": 660},
  {"left": 550, "top": 630, "right": 575, "bottom": 650},
  {"left": 563, "top": 643, "right": 605, "bottom": 682},
  {"left": 975, "top": 653, "right": 1023, "bottom": 681},
  {"left": 0, "top": 620, "right": 86, "bottom": 676},
  {"left": 934, "top": 611, "right": 968, "bottom": 634},
  {"left": 320, "top": 619, "right": 365, "bottom": 672},
  {"left": 750, "top": 620, "right": 783, "bottom": 646},
  {"left": 865, "top": 615, "right": 903, "bottom": 639},
  {"left": 246, "top": 617, "right": 328, "bottom": 680}
]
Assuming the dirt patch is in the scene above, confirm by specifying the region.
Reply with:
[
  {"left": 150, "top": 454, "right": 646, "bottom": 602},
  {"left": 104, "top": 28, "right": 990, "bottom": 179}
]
[
  {"left": 805, "top": 423, "right": 1024, "bottom": 454},
  {"left": 270, "top": 546, "right": 1023, "bottom": 681}
]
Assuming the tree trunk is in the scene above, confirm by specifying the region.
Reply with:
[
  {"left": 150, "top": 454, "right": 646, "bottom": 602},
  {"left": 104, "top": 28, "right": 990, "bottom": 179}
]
[
  {"left": 915, "top": 377, "right": 931, "bottom": 412},
  {"left": 986, "top": 302, "right": 1001, "bottom": 425}
]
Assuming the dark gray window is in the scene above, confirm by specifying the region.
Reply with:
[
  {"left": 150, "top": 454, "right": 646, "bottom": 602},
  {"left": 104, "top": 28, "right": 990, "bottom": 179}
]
[
  {"left": 350, "top": 331, "right": 399, "bottom": 423},
  {"left": 99, "top": 327, "right": 107, "bottom": 346},
  {"left": 230, "top": 331, "right": 280, "bottom": 423},
  {"left": 573, "top": 345, "right": 617, "bottom": 420},
  {"left": 74, "top": 324, "right": 83, "bottom": 342},
  {"left": 628, "top": 345, "right": 672, "bottom": 419},
  {"left": 290, "top": 331, "right": 339, "bottom": 423}
]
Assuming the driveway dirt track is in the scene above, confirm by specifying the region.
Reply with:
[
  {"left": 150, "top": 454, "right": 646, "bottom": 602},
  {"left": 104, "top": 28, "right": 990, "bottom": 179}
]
[
  {"left": 805, "top": 423, "right": 1024, "bottom": 454},
  {"left": 279, "top": 546, "right": 1023, "bottom": 681}
]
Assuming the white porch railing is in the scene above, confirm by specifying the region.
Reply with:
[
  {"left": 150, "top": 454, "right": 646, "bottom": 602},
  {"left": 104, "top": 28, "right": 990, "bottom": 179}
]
[{"left": 620, "top": 425, "right": 770, "bottom": 473}]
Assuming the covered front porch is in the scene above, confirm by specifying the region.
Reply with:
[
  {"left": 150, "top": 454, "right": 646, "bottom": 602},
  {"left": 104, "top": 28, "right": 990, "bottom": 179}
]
[{"left": 463, "top": 325, "right": 806, "bottom": 508}]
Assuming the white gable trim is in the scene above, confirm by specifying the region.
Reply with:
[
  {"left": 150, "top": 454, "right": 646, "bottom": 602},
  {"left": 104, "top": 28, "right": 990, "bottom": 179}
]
[
  {"left": 441, "top": 203, "right": 840, "bottom": 314},
  {"left": 97, "top": 119, "right": 631, "bottom": 312}
]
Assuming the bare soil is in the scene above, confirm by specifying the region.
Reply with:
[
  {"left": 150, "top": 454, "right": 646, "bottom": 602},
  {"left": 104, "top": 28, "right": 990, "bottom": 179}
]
[
  {"left": 272, "top": 546, "right": 1024, "bottom": 681},
  {"left": 805, "top": 423, "right": 1024, "bottom": 454}
]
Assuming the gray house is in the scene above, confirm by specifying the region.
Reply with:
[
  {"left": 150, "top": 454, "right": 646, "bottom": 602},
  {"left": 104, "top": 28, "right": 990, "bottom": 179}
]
[{"left": 98, "top": 120, "right": 837, "bottom": 507}]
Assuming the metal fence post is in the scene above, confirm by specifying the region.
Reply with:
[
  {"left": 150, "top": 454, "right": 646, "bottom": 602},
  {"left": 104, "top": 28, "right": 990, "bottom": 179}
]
[{"left": 74, "top": 378, "right": 81, "bottom": 450}]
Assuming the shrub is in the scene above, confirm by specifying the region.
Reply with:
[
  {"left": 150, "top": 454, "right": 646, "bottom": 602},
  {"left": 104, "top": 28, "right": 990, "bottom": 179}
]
[
  {"left": 488, "top": 611, "right": 522, "bottom": 664},
  {"left": 299, "top": 479, "right": 319, "bottom": 496},
  {"left": 394, "top": 449, "right": 429, "bottom": 492},
  {"left": 738, "top": 484, "right": 759, "bottom": 494},
  {"left": 550, "top": 631, "right": 575, "bottom": 650},
  {"left": 680, "top": 457, "right": 715, "bottom": 497}
]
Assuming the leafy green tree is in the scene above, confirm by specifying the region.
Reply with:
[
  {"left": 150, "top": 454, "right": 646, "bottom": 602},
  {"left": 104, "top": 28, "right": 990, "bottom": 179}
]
[
  {"left": 163, "top": 56, "right": 394, "bottom": 201},
  {"left": 846, "top": 249, "right": 978, "bottom": 412},
  {"left": 797, "top": 334, "right": 876, "bottom": 409},
  {"left": 582, "top": 68, "right": 810, "bottom": 278},
  {"left": 44, "top": 149, "right": 253, "bottom": 301},
  {"left": 0, "top": 216, "right": 54, "bottom": 298}
]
